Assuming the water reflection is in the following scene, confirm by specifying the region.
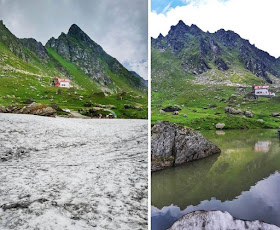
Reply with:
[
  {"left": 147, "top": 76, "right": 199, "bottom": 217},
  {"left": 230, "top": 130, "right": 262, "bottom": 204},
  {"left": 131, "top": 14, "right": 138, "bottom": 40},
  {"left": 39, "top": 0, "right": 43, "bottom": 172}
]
[
  {"left": 152, "top": 172, "right": 280, "bottom": 230},
  {"left": 152, "top": 129, "right": 280, "bottom": 230},
  {"left": 254, "top": 141, "right": 271, "bottom": 152}
]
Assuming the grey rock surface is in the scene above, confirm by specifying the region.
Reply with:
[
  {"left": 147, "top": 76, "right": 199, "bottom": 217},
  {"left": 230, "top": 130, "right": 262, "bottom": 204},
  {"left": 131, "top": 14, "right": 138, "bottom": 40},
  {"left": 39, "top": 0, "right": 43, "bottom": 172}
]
[
  {"left": 168, "top": 211, "right": 279, "bottom": 230},
  {"left": 151, "top": 121, "right": 221, "bottom": 170}
]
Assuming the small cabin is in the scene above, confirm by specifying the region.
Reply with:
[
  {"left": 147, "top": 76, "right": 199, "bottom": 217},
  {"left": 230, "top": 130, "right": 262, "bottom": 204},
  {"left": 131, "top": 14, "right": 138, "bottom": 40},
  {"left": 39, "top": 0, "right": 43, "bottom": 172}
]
[
  {"left": 53, "top": 77, "right": 71, "bottom": 88},
  {"left": 253, "top": 85, "right": 275, "bottom": 97}
]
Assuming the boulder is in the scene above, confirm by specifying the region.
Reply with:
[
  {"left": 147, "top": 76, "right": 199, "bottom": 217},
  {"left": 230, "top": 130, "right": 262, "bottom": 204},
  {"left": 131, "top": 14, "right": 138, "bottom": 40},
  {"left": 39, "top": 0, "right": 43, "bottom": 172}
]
[
  {"left": 124, "top": 104, "right": 135, "bottom": 109},
  {"left": 0, "top": 106, "right": 8, "bottom": 113},
  {"left": 272, "top": 112, "right": 280, "bottom": 117},
  {"left": 244, "top": 111, "right": 254, "bottom": 118},
  {"left": 162, "top": 106, "right": 181, "bottom": 112},
  {"left": 23, "top": 98, "right": 35, "bottom": 104},
  {"left": 225, "top": 106, "right": 243, "bottom": 115},
  {"left": 159, "top": 109, "right": 165, "bottom": 113},
  {"left": 151, "top": 121, "right": 221, "bottom": 171},
  {"left": 183, "top": 114, "right": 187, "bottom": 117},
  {"left": 168, "top": 211, "right": 279, "bottom": 230},
  {"left": 216, "top": 123, "right": 225, "bottom": 129},
  {"left": 173, "top": 111, "right": 179, "bottom": 115}
]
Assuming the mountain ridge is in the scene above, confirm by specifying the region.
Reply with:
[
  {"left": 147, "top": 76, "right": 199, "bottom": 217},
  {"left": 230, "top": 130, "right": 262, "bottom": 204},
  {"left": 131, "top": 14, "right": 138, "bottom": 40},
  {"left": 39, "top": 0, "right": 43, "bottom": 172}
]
[{"left": 152, "top": 20, "right": 280, "bottom": 84}]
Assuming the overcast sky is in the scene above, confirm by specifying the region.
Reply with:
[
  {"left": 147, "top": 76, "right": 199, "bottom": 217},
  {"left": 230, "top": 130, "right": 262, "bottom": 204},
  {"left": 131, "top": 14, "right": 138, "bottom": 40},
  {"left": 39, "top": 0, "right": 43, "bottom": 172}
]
[
  {"left": 151, "top": 0, "right": 280, "bottom": 58},
  {"left": 0, "top": 0, "right": 148, "bottom": 79}
]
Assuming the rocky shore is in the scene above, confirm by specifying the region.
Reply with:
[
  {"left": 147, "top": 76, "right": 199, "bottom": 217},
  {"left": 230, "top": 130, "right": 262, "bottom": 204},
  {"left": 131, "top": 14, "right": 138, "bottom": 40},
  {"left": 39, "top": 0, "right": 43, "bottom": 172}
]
[
  {"left": 151, "top": 121, "right": 221, "bottom": 171},
  {"left": 168, "top": 211, "right": 280, "bottom": 230},
  {"left": 0, "top": 103, "right": 56, "bottom": 117}
]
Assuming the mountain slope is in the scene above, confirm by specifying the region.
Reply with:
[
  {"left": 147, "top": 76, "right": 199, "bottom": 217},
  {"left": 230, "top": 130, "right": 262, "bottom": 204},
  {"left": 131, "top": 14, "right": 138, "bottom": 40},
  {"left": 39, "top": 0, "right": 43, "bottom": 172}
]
[
  {"left": 151, "top": 20, "right": 280, "bottom": 129},
  {"left": 0, "top": 21, "right": 147, "bottom": 118},
  {"left": 46, "top": 24, "right": 146, "bottom": 92},
  {"left": 152, "top": 20, "right": 280, "bottom": 85}
]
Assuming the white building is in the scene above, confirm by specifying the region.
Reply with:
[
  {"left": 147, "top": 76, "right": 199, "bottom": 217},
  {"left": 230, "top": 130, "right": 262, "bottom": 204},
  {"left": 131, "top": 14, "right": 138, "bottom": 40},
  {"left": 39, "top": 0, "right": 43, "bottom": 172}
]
[
  {"left": 253, "top": 85, "right": 275, "bottom": 97},
  {"left": 54, "top": 77, "right": 71, "bottom": 88}
]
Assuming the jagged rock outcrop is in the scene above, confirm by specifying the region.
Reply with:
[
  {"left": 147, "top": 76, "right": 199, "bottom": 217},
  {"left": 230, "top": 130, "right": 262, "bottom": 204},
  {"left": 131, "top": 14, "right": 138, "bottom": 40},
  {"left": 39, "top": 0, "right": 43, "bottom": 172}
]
[
  {"left": 151, "top": 121, "right": 221, "bottom": 171},
  {"left": 168, "top": 211, "right": 280, "bottom": 230},
  {"left": 20, "top": 38, "right": 49, "bottom": 62},
  {"left": 214, "top": 58, "right": 229, "bottom": 71}
]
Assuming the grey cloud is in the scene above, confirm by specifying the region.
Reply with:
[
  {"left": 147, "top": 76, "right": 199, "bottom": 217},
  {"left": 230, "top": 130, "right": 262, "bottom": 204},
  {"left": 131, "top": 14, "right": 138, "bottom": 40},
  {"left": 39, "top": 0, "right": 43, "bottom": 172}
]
[{"left": 0, "top": 0, "right": 148, "bottom": 79}]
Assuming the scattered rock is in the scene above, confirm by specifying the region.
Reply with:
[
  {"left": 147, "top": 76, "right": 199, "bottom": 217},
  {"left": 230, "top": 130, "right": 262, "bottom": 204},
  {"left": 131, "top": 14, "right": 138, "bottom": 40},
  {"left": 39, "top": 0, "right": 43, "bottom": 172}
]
[
  {"left": 272, "top": 112, "right": 280, "bottom": 117},
  {"left": 258, "top": 119, "right": 264, "bottom": 123},
  {"left": 84, "top": 102, "right": 93, "bottom": 107},
  {"left": 225, "top": 106, "right": 243, "bottom": 115},
  {"left": 162, "top": 106, "right": 181, "bottom": 112},
  {"left": 23, "top": 98, "right": 35, "bottom": 104},
  {"left": 0, "top": 103, "right": 56, "bottom": 117},
  {"left": 183, "top": 114, "right": 187, "bottom": 117},
  {"left": 124, "top": 104, "right": 135, "bottom": 109},
  {"left": 244, "top": 111, "right": 254, "bottom": 118},
  {"left": 209, "top": 104, "right": 217, "bottom": 108}
]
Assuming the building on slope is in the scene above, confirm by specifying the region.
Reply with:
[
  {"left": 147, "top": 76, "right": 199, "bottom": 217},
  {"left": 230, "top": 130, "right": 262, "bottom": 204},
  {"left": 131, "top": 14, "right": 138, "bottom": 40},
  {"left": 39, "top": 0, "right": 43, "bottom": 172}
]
[
  {"left": 253, "top": 85, "right": 275, "bottom": 97},
  {"left": 53, "top": 77, "right": 71, "bottom": 88}
]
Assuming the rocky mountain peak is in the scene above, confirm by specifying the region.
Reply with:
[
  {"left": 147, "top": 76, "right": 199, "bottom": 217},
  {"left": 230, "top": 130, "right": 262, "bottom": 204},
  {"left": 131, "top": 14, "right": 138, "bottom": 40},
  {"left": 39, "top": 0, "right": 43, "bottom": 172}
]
[
  {"left": 67, "top": 24, "right": 91, "bottom": 43},
  {"left": 157, "top": 33, "right": 164, "bottom": 39},
  {"left": 169, "top": 20, "right": 189, "bottom": 35}
]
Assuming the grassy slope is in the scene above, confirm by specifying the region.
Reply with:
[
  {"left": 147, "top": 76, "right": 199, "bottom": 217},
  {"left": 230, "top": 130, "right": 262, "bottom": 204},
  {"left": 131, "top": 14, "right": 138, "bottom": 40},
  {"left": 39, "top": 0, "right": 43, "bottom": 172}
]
[
  {"left": 0, "top": 42, "right": 147, "bottom": 119},
  {"left": 151, "top": 47, "right": 280, "bottom": 129}
]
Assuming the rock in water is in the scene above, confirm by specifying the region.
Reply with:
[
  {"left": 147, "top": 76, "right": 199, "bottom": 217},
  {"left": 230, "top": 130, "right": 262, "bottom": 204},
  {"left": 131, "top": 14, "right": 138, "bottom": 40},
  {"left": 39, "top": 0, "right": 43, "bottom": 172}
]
[
  {"left": 168, "top": 211, "right": 279, "bottom": 230},
  {"left": 216, "top": 123, "right": 225, "bottom": 129},
  {"left": 151, "top": 121, "right": 221, "bottom": 171}
]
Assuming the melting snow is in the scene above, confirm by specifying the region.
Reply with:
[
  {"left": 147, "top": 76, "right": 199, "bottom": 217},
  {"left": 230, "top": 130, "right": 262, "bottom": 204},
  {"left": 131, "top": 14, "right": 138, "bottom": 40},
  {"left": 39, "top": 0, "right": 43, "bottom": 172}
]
[{"left": 0, "top": 114, "right": 148, "bottom": 229}]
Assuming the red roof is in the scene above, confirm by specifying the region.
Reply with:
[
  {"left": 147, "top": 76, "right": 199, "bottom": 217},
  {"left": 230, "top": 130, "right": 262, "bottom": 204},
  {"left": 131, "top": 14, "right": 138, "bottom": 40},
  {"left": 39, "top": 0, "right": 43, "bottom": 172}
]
[
  {"left": 55, "top": 77, "right": 70, "bottom": 82},
  {"left": 253, "top": 85, "right": 269, "bottom": 89}
]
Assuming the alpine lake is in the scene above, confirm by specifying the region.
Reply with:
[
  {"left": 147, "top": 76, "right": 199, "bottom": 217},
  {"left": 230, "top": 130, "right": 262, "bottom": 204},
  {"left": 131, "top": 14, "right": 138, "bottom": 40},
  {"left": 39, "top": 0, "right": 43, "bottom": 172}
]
[{"left": 151, "top": 129, "right": 280, "bottom": 230}]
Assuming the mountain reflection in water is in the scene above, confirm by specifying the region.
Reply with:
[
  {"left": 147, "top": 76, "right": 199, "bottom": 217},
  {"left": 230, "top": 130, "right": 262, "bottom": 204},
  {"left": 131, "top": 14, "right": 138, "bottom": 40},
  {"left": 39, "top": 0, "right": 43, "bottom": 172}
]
[{"left": 152, "top": 129, "right": 280, "bottom": 230}]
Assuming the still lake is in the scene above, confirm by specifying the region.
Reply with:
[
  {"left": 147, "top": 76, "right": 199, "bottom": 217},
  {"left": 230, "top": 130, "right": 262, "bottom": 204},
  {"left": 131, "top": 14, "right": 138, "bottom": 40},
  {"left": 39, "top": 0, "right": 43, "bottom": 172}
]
[{"left": 151, "top": 129, "right": 280, "bottom": 230}]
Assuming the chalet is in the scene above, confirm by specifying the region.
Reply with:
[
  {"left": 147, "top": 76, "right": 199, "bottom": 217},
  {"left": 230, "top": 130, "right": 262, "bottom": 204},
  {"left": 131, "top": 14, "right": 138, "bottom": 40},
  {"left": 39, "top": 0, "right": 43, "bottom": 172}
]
[
  {"left": 252, "top": 85, "right": 275, "bottom": 97},
  {"left": 53, "top": 77, "right": 71, "bottom": 88}
]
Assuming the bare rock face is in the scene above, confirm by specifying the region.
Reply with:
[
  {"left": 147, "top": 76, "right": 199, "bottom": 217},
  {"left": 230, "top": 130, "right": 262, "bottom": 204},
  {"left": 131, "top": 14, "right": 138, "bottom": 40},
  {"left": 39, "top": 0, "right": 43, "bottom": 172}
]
[
  {"left": 151, "top": 121, "right": 221, "bottom": 171},
  {"left": 168, "top": 211, "right": 280, "bottom": 230}
]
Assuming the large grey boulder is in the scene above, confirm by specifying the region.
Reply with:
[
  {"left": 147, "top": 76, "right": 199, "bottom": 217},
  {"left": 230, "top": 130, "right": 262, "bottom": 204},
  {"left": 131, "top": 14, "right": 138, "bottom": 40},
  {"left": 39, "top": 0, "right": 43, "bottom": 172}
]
[
  {"left": 151, "top": 121, "right": 221, "bottom": 171},
  {"left": 225, "top": 106, "right": 243, "bottom": 115},
  {"left": 168, "top": 211, "right": 279, "bottom": 230}
]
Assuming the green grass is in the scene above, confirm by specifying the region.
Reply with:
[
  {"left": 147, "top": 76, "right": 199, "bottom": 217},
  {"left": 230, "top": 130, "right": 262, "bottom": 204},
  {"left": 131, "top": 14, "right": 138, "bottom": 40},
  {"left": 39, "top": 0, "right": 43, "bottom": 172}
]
[
  {"left": 151, "top": 48, "right": 280, "bottom": 129},
  {"left": 0, "top": 43, "right": 147, "bottom": 119},
  {"left": 47, "top": 48, "right": 100, "bottom": 92}
]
